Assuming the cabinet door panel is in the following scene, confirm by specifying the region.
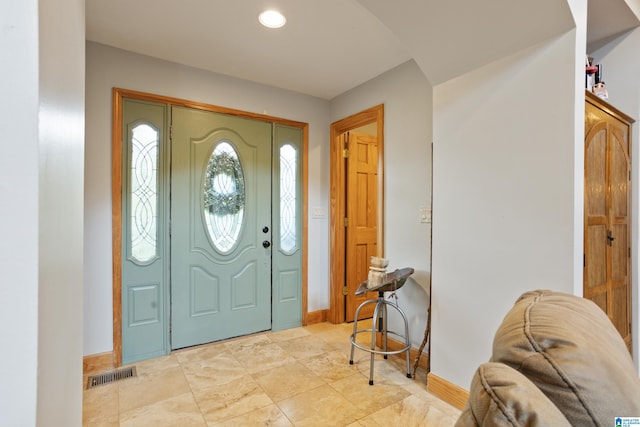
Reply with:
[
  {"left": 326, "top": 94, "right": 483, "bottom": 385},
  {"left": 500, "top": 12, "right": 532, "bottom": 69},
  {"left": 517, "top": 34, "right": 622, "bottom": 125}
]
[{"left": 584, "top": 92, "right": 633, "bottom": 352}]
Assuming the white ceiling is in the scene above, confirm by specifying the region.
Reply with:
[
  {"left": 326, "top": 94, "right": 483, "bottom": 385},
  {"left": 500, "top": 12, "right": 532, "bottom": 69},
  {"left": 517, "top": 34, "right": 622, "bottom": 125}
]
[
  {"left": 587, "top": 0, "right": 640, "bottom": 52},
  {"left": 359, "top": 0, "right": 575, "bottom": 86},
  {"left": 86, "top": 0, "right": 639, "bottom": 100},
  {"left": 86, "top": 0, "right": 412, "bottom": 100}
]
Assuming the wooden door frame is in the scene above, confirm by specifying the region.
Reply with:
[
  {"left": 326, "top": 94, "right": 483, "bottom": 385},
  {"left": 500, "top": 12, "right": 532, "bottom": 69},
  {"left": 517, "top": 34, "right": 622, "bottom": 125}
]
[
  {"left": 111, "top": 88, "right": 309, "bottom": 366},
  {"left": 329, "top": 104, "right": 384, "bottom": 324}
]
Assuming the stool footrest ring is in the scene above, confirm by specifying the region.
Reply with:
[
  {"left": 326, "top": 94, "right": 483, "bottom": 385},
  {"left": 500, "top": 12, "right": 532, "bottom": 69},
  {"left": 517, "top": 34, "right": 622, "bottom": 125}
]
[
  {"left": 349, "top": 294, "right": 412, "bottom": 385},
  {"left": 350, "top": 330, "right": 411, "bottom": 356}
]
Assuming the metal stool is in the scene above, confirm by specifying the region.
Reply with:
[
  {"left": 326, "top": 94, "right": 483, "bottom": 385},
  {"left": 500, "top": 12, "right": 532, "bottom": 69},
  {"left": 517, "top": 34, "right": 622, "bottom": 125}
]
[{"left": 349, "top": 267, "right": 414, "bottom": 385}]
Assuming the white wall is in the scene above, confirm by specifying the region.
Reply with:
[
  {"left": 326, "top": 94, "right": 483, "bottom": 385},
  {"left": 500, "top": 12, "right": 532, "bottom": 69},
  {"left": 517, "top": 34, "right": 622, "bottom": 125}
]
[
  {"left": 1, "top": 1, "right": 40, "bottom": 424},
  {"left": 569, "top": 0, "right": 588, "bottom": 299},
  {"left": 591, "top": 27, "right": 640, "bottom": 368},
  {"left": 38, "top": 0, "right": 85, "bottom": 424},
  {"left": 85, "top": 42, "right": 331, "bottom": 355},
  {"left": 1, "top": 0, "right": 85, "bottom": 425},
  {"left": 331, "top": 60, "right": 433, "bottom": 347},
  {"left": 431, "top": 31, "right": 582, "bottom": 388}
]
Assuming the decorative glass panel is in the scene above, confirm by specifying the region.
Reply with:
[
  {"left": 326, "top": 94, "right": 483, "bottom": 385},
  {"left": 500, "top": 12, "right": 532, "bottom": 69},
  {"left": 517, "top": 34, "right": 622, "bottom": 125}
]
[
  {"left": 204, "top": 142, "right": 245, "bottom": 253},
  {"left": 130, "top": 124, "right": 159, "bottom": 263},
  {"left": 280, "top": 144, "right": 297, "bottom": 253}
]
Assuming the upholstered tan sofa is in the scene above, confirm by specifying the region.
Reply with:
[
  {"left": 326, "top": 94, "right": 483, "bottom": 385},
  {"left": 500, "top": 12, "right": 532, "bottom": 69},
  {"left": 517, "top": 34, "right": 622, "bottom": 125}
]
[{"left": 456, "top": 290, "right": 640, "bottom": 426}]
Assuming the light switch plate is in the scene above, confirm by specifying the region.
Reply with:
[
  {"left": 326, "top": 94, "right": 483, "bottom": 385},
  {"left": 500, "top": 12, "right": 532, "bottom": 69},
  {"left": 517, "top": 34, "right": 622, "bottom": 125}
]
[
  {"left": 312, "top": 207, "right": 326, "bottom": 218},
  {"left": 419, "top": 207, "right": 431, "bottom": 223}
]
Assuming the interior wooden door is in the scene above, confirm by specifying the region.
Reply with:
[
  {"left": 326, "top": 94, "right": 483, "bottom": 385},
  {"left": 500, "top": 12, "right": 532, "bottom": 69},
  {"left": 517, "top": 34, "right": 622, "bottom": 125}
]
[
  {"left": 345, "top": 132, "right": 379, "bottom": 322},
  {"left": 584, "top": 92, "right": 633, "bottom": 352}
]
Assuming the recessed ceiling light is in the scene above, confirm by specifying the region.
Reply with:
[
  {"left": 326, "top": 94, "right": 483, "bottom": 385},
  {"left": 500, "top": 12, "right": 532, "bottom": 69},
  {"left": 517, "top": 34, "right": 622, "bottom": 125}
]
[{"left": 259, "top": 10, "right": 286, "bottom": 28}]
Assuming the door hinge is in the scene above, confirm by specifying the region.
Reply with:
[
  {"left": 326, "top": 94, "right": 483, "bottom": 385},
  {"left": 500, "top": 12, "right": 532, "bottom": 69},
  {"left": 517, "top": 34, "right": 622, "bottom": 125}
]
[
  {"left": 343, "top": 132, "right": 349, "bottom": 158},
  {"left": 344, "top": 217, "right": 348, "bottom": 227},
  {"left": 170, "top": 125, "right": 173, "bottom": 140},
  {"left": 342, "top": 286, "right": 349, "bottom": 296}
]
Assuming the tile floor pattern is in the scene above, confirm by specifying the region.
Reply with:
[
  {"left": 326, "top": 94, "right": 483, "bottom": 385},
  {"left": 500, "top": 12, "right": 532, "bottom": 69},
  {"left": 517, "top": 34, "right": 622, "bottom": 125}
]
[{"left": 83, "top": 321, "right": 461, "bottom": 426}]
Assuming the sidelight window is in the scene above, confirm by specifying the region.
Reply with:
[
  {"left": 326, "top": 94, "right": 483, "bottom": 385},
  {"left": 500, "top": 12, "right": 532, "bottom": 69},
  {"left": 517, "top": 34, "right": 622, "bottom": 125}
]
[
  {"left": 130, "top": 123, "right": 159, "bottom": 263},
  {"left": 280, "top": 144, "right": 297, "bottom": 253}
]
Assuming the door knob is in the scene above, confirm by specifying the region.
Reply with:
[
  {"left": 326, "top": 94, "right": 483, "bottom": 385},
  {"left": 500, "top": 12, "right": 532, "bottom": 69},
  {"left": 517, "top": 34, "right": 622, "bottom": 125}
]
[
  {"left": 262, "top": 226, "right": 269, "bottom": 233},
  {"left": 607, "top": 230, "right": 615, "bottom": 245},
  {"left": 262, "top": 240, "right": 271, "bottom": 248}
]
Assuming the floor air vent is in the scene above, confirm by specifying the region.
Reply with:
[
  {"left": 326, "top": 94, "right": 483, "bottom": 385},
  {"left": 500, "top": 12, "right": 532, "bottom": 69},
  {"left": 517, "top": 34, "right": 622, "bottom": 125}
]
[{"left": 86, "top": 366, "right": 137, "bottom": 389}]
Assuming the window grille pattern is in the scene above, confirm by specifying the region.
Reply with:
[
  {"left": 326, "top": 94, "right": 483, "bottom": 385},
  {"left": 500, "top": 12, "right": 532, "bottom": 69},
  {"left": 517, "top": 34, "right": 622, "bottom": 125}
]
[
  {"left": 280, "top": 144, "right": 297, "bottom": 253},
  {"left": 130, "top": 124, "right": 159, "bottom": 262}
]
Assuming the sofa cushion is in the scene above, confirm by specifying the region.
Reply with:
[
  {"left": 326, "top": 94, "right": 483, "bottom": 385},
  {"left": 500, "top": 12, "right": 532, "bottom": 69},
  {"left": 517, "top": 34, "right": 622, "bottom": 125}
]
[
  {"left": 455, "top": 362, "right": 571, "bottom": 427},
  {"left": 491, "top": 290, "right": 640, "bottom": 426}
]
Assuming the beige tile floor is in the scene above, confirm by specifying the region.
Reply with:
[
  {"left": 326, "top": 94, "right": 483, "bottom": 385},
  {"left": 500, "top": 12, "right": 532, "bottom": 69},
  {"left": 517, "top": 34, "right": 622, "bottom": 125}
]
[{"left": 83, "top": 321, "right": 461, "bottom": 426}]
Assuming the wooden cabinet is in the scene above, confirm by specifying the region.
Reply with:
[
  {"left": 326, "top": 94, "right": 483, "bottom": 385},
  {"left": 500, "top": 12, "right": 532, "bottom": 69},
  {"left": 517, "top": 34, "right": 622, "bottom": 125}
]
[{"left": 584, "top": 90, "right": 634, "bottom": 352}]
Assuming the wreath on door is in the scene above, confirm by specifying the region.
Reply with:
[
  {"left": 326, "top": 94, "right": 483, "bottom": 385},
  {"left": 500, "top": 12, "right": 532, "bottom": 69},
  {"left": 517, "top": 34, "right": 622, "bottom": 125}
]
[{"left": 204, "top": 150, "right": 245, "bottom": 216}]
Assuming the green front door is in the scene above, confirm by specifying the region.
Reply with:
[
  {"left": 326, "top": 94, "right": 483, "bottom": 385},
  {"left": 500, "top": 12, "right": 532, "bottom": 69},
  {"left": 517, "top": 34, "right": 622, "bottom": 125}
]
[
  {"left": 121, "top": 97, "right": 303, "bottom": 360},
  {"left": 170, "top": 106, "right": 273, "bottom": 349}
]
